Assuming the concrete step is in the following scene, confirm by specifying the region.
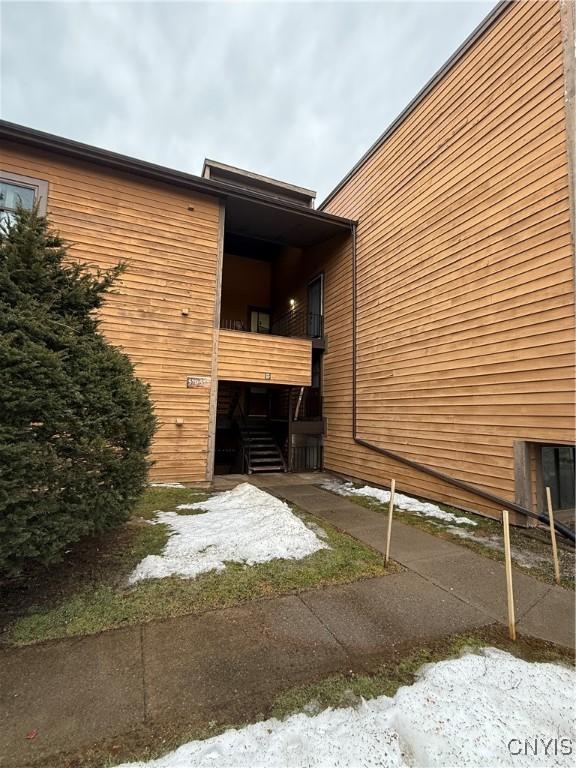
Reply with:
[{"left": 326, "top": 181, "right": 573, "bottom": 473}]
[
  {"left": 250, "top": 465, "right": 286, "bottom": 472},
  {"left": 248, "top": 441, "right": 276, "bottom": 448}
]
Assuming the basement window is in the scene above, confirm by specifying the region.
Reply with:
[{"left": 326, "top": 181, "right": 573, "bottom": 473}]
[
  {"left": 540, "top": 444, "right": 575, "bottom": 511},
  {"left": 0, "top": 171, "right": 48, "bottom": 225}
]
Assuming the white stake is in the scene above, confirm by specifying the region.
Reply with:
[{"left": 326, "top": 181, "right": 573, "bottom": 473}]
[
  {"left": 385, "top": 479, "right": 396, "bottom": 566},
  {"left": 545, "top": 487, "right": 561, "bottom": 585},
  {"left": 502, "top": 509, "right": 516, "bottom": 641}
]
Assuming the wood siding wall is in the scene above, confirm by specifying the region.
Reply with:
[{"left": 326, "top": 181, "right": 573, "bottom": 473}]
[
  {"left": 220, "top": 253, "right": 272, "bottom": 328},
  {"left": 1, "top": 142, "right": 222, "bottom": 483},
  {"left": 218, "top": 330, "right": 312, "bottom": 386},
  {"left": 320, "top": 0, "right": 575, "bottom": 517}
]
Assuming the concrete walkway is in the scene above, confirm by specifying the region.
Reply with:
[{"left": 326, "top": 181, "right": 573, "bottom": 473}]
[
  {"left": 256, "top": 480, "right": 575, "bottom": 649},
  {"left": 1, "top": 474, "right": 574, "bottom": 767},
  {"left": 1, "top": 577, "right": 490, "bottom": 766}
]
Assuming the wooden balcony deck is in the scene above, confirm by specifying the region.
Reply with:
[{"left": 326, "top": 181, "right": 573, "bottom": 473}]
[{"left": 217, "top": 329, "right": 312, "bottom": 386}]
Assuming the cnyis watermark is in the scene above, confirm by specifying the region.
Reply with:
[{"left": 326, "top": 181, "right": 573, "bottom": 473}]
[{"left": 507, "top": 736, "right": 573, "bottom": 757}]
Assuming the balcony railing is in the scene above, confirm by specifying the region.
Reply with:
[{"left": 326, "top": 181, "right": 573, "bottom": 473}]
[
  {"left": 220, "top": 319, "right": 248, "bottom": 331},
  {"left": 271, "top": 309, "right": 323, "bottom": 339},
  {"left": 220, "top": 308, "right": 323, "bottom": 339}
]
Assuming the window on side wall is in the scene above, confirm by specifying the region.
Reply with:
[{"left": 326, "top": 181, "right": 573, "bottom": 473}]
[
  {"left": 0, "top": 171, "right": 48, "bottom": 226},
  {"left": 540, "top": 444, "right": 575, "bottom": 512}
]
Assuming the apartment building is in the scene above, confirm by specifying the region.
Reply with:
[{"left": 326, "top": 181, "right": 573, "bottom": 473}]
[{"left": 1, "top": 0, "right": 574, "bottom": 522}]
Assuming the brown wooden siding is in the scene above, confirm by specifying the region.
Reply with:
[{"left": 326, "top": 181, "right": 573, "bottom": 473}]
[
  {"left": 0, "top": 142, "right": 222, "bottom": 483},
  {"left": 218, "top": 330, "right": 312, "bottom": 386},
  {"left": 220, "top": 253, "right": 272, "bottom": 328},
  {"left": 320, "top": 0, "right": 575, "bottom": 517}
]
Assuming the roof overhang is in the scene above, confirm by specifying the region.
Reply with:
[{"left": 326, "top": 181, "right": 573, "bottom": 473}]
[
  {"left": 203, "top": 158, "right": 316, "bottom": 208},
  {"left": 223, "top": 193, "right": 350, "bottom": 247},
  {"left": 0, "top": 120, "right": 353, "bottom": 249}
]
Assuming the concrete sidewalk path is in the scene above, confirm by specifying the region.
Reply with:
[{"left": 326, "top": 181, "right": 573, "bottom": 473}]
[
  {"left": 1, "top": 574, "right": 488, "bottom": 766},
  {"left": 1, "top": 475, "right": 573, "bottom": 767},
  {"left": 267, "top": 483, "right": 575, "bottom": 650}
]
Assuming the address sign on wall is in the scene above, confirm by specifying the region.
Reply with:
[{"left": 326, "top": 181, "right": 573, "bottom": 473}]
[{"left": 186, "top": 376, "right": 211, "bottom": 389}]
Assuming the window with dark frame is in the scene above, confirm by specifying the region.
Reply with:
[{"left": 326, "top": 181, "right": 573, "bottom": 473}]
[
  {"left": 249, "top": 308, "right": 271, "bottom": 334},
  {"left": 0, "top": 172, "right": 48, "bottom": 225},
  {"left": 540, "top": 444, "right": 575, "bottom": 511}
]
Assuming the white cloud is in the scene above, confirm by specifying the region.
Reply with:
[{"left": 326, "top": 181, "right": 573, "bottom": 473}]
[{"left": 0, "top": 0, "right": 497, "bottom": 199}]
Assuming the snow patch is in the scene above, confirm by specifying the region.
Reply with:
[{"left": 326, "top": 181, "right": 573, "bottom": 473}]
[
  {"left": 323, "top": 479, "right": 476, "bottom": 526},
  {"left": 446, "top": 526, "right": 551, "bottom": 569},
  {"left": 128, "top": 483, "right": 329, "bottom": 583},
  {"left": 149, "top": 482, "right": 186, "bottom": 489},
  {"left": 117, "top": 648, "right": 575, "bottom": 767}
]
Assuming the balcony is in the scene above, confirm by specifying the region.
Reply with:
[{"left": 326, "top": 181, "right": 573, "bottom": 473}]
[{"left": 217, "top": 329, "right": 312, "bottom": 386}]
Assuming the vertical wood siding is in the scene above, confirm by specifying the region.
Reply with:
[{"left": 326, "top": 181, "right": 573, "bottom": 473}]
[
  {"left": 320, "top": 0, "right": 575, "bottom": 516},
  {"left": 1, "top": 142, "right": 221, "bottom": 483}
]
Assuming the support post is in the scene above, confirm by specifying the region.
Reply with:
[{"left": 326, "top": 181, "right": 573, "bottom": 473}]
[
  {"left": 287, "top": 388, "right": 293, "bottom": 472},
  {"left": 513, "top": 440, "right": 532, "bottom": 513},
  {"left": 545, "top": 487, "right": 561, "bottom": 585},
  {"left": 385, "top": 479, "right": 396, "bottom": 566},
  {"left": 206, "top": 200, "right": 225, "bottom": 483},
  {"left": 502, "top": 509, "right": 516, "bottom": 641}
]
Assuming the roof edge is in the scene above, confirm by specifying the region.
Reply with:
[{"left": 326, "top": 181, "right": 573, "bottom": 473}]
[
  {"left": 319, "top": 0, "right": 513, "bottom": 210},
  {"left": 0, "top": 120, "right": 352, "bottom": 229},
  {"left": 203, "top": 158, "right": 316, "bottom": 200}
]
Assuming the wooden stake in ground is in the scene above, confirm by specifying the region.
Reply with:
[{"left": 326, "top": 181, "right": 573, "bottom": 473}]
[
  {"left": 385, "top": 479, "right": 396, "bottom": 566},
  {"left": 545, "top": 486, "right": 561, "bottom": 585},
  {"left": 502, "top": 509, "right": 516, "bottom": 641}
]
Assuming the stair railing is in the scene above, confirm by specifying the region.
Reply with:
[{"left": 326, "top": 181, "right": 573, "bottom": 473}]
[
  {"left": 293, "top": 387, "right": 305, "bottom": 421},
  {"left": 242, "top": 441, "right": 252, "bottom": 474},
  {"left": 230, "top": 399, "right": 251, "bottom": 474}
]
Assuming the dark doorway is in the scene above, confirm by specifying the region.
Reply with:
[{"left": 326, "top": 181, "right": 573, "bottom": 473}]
[
  {"left": 247, "top": 386, "right": 270, "bottom": 418},
  {"left": 214, "top": 383, "right": 290, "bottom": 475}
]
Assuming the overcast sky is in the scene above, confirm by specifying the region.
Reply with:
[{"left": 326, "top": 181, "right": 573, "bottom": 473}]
[{"left": 1, "top": 0, "right": 497, "bottom": 201}]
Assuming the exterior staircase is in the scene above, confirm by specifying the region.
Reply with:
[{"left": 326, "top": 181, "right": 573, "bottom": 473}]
[{"left": 239, "top": 417, "right": 286, "bottom": 473}]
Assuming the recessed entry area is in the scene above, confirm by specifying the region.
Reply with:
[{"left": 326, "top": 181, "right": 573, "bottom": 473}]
[
  {"left": 214, "top": 381, "right": 323, "bottom": 476},
  {"left": 219, "top": 233, "right": 325, "bottom": 340}
]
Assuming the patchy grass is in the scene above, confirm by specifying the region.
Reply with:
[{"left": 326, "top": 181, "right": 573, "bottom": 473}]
[
  {"left": 325, "top": 483, "right": 575, "bottom": 590},
  {"left": 133, "top": 486, "right": 209, "bottom": 519},
  {"left": 25, "top": 625, "right": 574, "bottom": 768},
  {"left": 1, "top": 488, "right": 394, "bottom": 647},
  {"left": 270, "top": 625, "right": 574, "bottom": 720}
]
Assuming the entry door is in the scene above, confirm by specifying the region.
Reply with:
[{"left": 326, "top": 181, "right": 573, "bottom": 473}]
[{"left": 307, "top": 276, "right": 323, "bottom": 337}]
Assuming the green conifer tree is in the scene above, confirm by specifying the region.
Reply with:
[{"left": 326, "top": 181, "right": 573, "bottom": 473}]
[{"left": 0, "top": 208, "right": 156, "bottom": 575}]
